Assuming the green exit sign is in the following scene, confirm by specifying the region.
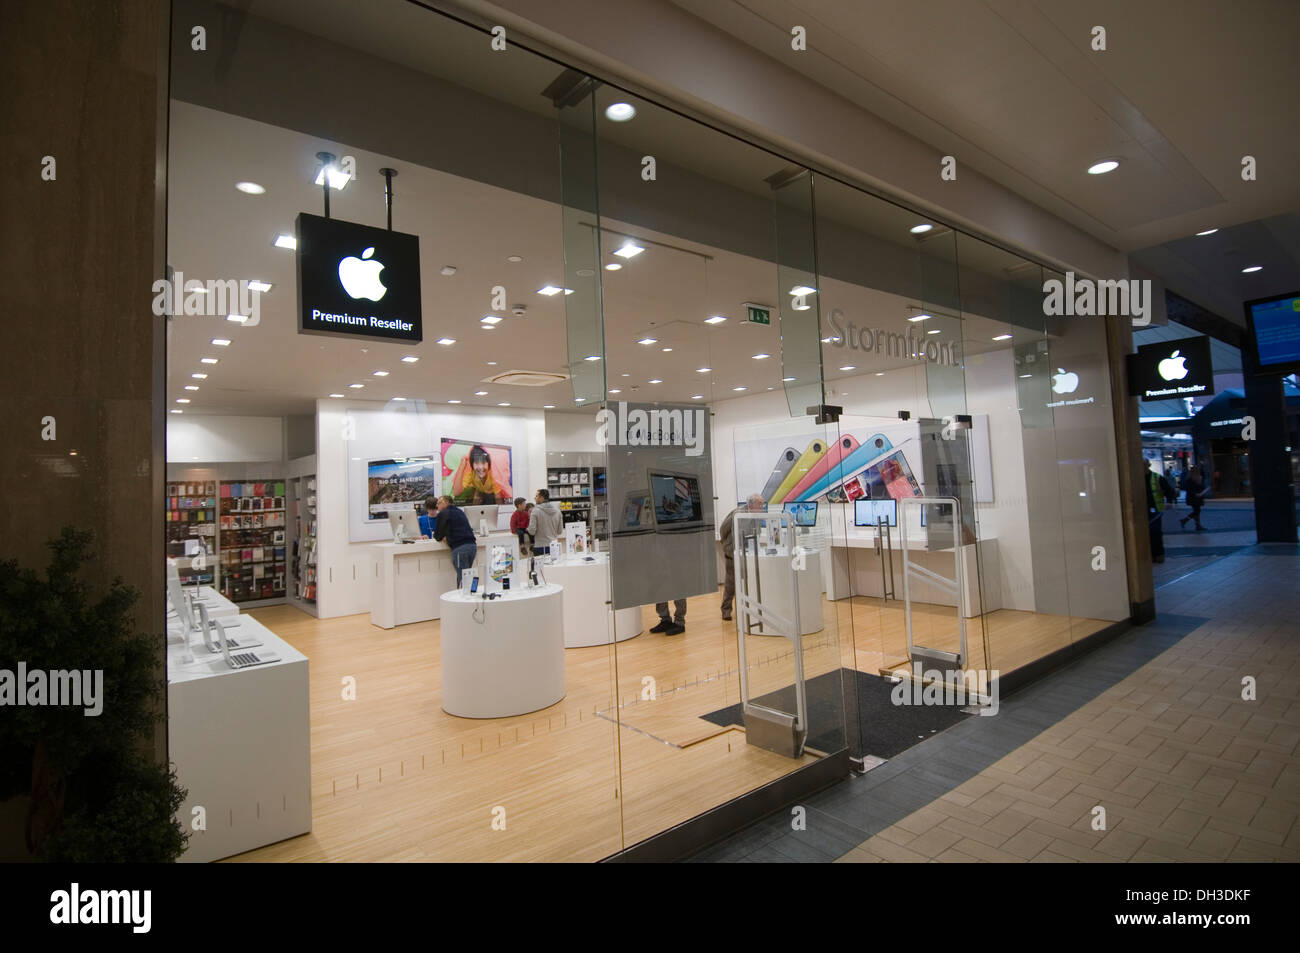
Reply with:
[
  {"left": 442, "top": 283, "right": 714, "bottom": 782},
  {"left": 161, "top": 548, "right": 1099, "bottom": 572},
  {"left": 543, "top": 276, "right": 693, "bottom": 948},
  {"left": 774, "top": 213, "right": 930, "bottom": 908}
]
[{"left": 746, "top": 305, "right": 771, "bottom": 326}]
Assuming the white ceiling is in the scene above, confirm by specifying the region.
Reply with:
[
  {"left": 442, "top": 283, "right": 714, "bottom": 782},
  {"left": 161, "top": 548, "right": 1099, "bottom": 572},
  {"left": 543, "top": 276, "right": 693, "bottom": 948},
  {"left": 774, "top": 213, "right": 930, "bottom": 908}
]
[
  {"left": 168, "top": 101, "right": 1023, "bottom": 419},
  {"left": 669, "top": 0, "right": 1300, "bottom": 253}
]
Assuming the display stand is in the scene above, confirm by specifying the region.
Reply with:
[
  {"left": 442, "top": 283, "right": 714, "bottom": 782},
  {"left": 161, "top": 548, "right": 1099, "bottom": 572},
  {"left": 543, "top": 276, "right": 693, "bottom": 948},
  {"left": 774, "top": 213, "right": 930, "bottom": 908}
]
[
  {"left": 439, "top": 584, "right": 565, "bottom": 718},
  {"left": 543, "top": 552, "right": 642, "bottom": 647}
]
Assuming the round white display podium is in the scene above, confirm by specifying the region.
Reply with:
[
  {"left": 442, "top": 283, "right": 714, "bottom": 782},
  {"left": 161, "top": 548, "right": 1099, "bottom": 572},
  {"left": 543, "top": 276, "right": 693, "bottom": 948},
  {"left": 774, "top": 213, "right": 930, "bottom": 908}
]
[
  {"left": 439, "top": 584, "right": 565, "bottom": 718},
  {"left": 743, "top": 550, "right": 824, "bottom": 636},
  {"left": 542, "top": 553, "right": 643, "bottom": 648}
]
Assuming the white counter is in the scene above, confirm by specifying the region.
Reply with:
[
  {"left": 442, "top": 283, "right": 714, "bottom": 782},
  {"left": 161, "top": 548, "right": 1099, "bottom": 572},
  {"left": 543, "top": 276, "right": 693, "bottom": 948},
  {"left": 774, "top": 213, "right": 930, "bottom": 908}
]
[
  {"left": 369, "top": 532, "right": 518, "bottom": 629},
  {"left": 824, "top": 533, "right": 1000, "bottom": 617},
  {"left": 439, "top": 584, "right": 566, "bottom": 718},
  {"left": 742, "top": 550, "right": 824, "bottom": 636},
  {"left": 167, "top": 615, "right": 311, "bottom": 862},
  {"left": 541, "top": 552, "right": 643, "bottom": 647}
]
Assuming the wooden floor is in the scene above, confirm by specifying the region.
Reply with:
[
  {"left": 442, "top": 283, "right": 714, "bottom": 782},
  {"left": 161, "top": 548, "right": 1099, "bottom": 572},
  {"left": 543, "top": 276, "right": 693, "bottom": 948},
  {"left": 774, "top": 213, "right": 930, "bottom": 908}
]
[{"left": 225, "top": 588, "right": 1114, "bottom": 862}]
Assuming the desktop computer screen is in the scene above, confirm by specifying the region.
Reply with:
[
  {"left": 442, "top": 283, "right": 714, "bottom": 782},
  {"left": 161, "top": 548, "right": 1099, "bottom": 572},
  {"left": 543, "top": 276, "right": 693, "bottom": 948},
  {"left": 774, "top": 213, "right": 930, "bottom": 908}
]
[{"left": 854, "top": 498, "right": 897, "bottom": 527}]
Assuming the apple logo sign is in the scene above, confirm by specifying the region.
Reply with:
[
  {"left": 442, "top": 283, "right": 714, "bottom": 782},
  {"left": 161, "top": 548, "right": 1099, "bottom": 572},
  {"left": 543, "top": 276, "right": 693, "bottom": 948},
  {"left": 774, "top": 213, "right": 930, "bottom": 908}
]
[
  {"left": 338, "top": 246, "right": 387, "bottom": 301},
  {"left": 1158, "top": 349, "right": 1189, "bottom": 381},
  {"left": 1051, "top": 367, "right": 1079, "bottom": 394}
]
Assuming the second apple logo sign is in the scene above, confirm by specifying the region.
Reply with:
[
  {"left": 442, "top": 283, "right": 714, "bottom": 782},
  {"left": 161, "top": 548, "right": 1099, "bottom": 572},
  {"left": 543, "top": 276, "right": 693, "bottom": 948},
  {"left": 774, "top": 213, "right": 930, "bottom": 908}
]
[
  {"left": 1127, "top": 335, "right": 1215, "bottom": 400},
  {"left": 296, "top": 212, "right": 421, "bottom": 343}
]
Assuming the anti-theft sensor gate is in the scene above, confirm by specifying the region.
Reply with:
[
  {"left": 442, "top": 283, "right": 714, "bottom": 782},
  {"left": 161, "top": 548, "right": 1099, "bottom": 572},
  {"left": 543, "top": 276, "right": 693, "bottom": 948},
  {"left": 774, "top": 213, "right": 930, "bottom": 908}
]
[
  {"left": 733, "top": 512, "right": 808, "bottom": 759},
  {"left": 899, "top": 497, "right": 967, "bottom": 669}
]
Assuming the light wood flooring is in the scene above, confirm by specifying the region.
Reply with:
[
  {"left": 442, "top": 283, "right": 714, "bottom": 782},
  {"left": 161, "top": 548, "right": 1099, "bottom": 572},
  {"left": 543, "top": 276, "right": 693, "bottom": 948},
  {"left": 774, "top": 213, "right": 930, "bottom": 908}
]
[{"left": 225, "top": 588, "right": 1113, "bottom": 861}]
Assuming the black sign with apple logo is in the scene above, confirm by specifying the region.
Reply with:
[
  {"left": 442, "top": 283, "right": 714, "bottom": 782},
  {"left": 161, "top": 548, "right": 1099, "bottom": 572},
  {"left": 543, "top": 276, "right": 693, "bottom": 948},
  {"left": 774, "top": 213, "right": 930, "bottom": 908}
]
[
  {"left": 1126, "top": 334, "right": 1215, "bottom": 400},
  {"left": 296, "top": 212, "right": 422, "bottom": 343}
]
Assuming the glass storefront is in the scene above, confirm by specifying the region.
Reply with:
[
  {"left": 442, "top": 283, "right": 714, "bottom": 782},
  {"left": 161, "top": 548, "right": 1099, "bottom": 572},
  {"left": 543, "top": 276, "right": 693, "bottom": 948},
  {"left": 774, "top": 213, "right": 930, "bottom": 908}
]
[{"left": 162, "top": 0, "right": 1133, "bottom": 861}]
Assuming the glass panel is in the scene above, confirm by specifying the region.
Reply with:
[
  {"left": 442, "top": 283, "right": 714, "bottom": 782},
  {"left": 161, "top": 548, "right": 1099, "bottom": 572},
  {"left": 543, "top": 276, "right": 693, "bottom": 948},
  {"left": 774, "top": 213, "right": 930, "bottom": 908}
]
[
  {"left": 773, "top": 170, "right": 824, "bottom": 416},
  {"left": 165, "top": 0, "right": 623, "bottom": 861}
]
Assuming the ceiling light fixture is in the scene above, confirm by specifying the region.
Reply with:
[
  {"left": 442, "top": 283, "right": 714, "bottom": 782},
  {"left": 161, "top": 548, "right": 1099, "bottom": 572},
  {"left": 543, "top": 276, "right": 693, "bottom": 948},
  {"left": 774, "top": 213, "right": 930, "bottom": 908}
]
[
  {"left": 176, "top": 398, "right": 190, "bottom": 404},
  {"left": 191, "top": 373, "right": 207, "bottom": 379},
  {"left": 170, "top": 409, "right": 183, "bottom": 414},
  {"left": 584, "top": 355, "right": 601, "bottom": 362},
  {"left": 314, "top": 164, "right": 352, "bottom": 190},
  {"left": 637, "top": 337, "right": 657, "bottom": 345},
  {"left": 839, "top": 365, "right": 855, "bottom": 371},
  {"left": 226, "top": 314, "right": 249, "bottom": 323},
  {"left": 273, "top": 234, "right": 296, "bottom": 250},
  {"left": 448, "top": 399, "right": 462, "bottom": 404},
  {"left": 789, "top": 285, "right": 817, "bottom": 296},
  {"left": 392, "top": 397, "right": 406, "bottom": 401},
  {"left": 696, "top": 367, "right": 710, "bottom": 373},
  {"left": 349, "top": 383, "right": 364, "bottom": 389},
  {"left": 330, "top": 393, "right": 344, "bottom": 398},
  {"left": 649, "top": 379, "right": 662, "bottom": 384},
  {"left": 543, "top": 404, "right": 555, "bottom": 409},
  {"left": 439, "top": 265, "right": 457, "bottom": 276},
  {"left": 614, "top": 242, "right": 644, "bottom": 259},
  {"left": 211, "top": 338, "right": 231, "bottom": 347},
  {"left": 373, "top": 370, "right": 389, "bottom": 376},
  {"left": 705, "top": 315, "right": 727, "bottom": 324},
  {"left": 507, "top": 255, "right": 522, "bottom": 263},
  {"left": 907, "top": 314, "right": 931, "bottom": 323},
  {"left": 537, "top": 285, "right": 563, "bottom": 296},
  {"left": 732, "top": 386, "right": 747, "bottom": 391},
  {"left": 783, "top": 377, "right": 796, "bottom": 382},
  {"left": 247, "top": 280, "right": 272, "bottom": 293},
  {"left": 605, "top": 102, "right": 637, "bottom": 122},
  {"left": 236, "top": 181, "right": 265, "bottom": 195},
  {"left": 486, "top": 361, "right": 497, "bottom": 366},
  {"left": 436, "top": 338, "right": 456, "bottom": 345},
  {"left": 609, "top": 388, "right": 622, "bottom": 394},
  {"left": 662, "top": 347, "right": 673, "bottom": 352},
  {"left": 909, "top": 223, "right": 932, "bottom": 234},
  {"left": 1087, "top": 159, "right": 1120, "bottom": 175},
  {"left": 200, "top": 357, "right": 218, "bottom": 364},
  {"left": 184, "top": 385, "right": 199, "bottom": 391},
  {"left": 1242, "top": 265, "right": 1263, "bottom": 273},
  {"left": 604, "top": 262, "right": 622, "bottom": 271},
  {"left": 692, "top": 394, "right": 704, "bottom": 400},
  {"left": 927, "top": 329, "right": 941, "bottom": 335},
  {"left": 752, "top": 353, "right": 770, "bottom": 360},
  {"left": 1195, "top": 228, "right": 1218, "bottom": 237},
  {"left": 992, "top": 334, "right": 1013, "bottom": 341},
  {"left": 475, "top": 390, "right": 488, "bottom": 396},
  {"left": 402, "top": 355, "right": 419, "bottom": 363}
]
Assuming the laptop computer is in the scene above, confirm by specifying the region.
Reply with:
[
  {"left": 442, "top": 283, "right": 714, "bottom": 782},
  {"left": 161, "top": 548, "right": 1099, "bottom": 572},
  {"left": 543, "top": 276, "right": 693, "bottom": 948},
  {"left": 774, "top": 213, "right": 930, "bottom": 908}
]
[{"left": 208, "top": 605, "right": 279, "bottom": 669}]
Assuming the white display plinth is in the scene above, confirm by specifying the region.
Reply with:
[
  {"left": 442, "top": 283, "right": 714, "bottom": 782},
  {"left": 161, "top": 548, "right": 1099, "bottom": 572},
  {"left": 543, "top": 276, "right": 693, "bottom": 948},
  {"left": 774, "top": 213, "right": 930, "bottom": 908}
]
[
  {"left": 542, "top": 553, "right": 642, "bottom": 648},
  {"left": 370, "top": 532, "right": 518, "bottom": 629},
  {"left": 439, "top": 584, "right": 565, "bottom": 718},
  {"left": 167, "top": 615, "right": 311, "bottom": 863},
  {"left": 743, "top": 549, "right": 824, "bottom": 636}
]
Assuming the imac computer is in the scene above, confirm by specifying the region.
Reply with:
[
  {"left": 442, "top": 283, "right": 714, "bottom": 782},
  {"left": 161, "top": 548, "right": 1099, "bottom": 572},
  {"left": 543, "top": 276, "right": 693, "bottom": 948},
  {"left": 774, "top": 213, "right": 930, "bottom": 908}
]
[
  {"left": 782, "top": 501, "right": 818, "bottom": 527},
  {"left": 388, "top": 507, "right": 422, "bottom": 541},
  {"left": 854, "top": 498, "right": 897, "bottom": 528}
]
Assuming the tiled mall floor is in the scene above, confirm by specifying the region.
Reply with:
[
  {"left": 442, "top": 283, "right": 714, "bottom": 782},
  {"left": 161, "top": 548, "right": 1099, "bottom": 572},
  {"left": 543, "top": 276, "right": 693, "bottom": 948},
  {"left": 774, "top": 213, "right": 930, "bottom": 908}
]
[{"left": 689, "top": 543, "right": 1300, "bottom": 863}]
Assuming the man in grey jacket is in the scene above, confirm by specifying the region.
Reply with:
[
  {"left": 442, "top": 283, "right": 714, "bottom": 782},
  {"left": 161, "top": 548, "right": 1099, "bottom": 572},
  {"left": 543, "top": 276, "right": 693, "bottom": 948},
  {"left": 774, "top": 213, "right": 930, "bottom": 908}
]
[
  {"left": 528, "top": 488, "right": 564, "bottom": 555},
  {"left": 719, "top": 493, "right": 766, "bottom": 621}
]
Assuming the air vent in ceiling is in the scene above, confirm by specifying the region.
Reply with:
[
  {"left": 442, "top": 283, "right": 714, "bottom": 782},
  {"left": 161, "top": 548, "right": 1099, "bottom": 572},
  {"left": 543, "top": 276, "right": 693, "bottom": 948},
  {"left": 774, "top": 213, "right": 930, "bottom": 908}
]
[{"left": 483, "top": 369, "right": 570, "bottom": 387}]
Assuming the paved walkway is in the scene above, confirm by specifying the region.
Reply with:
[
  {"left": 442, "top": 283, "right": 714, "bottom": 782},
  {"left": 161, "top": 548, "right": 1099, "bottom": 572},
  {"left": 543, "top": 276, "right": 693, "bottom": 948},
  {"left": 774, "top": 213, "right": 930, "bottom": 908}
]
[{"left": 690, "top": 543, "right": 1300, "bottom": 862}]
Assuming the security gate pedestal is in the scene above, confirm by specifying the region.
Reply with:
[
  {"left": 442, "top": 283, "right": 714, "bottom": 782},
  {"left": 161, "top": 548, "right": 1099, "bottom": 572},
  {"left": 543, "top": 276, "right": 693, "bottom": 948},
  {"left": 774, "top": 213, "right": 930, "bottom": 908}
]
[{"left": 899, "top": 497, "right": 966, "bottom": 669}]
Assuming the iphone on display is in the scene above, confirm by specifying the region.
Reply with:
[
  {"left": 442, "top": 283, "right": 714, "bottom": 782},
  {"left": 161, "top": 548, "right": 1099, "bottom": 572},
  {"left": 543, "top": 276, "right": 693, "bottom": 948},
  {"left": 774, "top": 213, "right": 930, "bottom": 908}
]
[
  {"left": 759, "top": 448, "right": 799, "bottom": 501},
  {"left": 783, "top": 434, "right": 859, "bottom": 502},
  {"left": 769, "top": 439, "right": 829, "bottom": 503}
]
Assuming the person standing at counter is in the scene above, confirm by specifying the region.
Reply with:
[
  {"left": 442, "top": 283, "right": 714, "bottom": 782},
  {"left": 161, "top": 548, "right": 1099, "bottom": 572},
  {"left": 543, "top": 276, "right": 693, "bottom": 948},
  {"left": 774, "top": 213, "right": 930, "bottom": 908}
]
[
  {"left": 718, "top": 493, "right": 766, "bottom": 622},
  {"left": 528, "top": 489, "right": 563, "bottom": 556},
  {"left": 425, "top": 494, "right": 477, "bottom": 585},
  {"left": 510, "top": 497, "right": 530, "bottom": 554}
]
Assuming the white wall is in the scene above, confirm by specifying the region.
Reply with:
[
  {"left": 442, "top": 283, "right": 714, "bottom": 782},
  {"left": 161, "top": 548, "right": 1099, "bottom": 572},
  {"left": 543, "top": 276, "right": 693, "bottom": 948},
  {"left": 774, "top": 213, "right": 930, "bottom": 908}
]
[
  {"left": 544, "top": 409, "right": 602, "bottom": 452},
  {"left": 166, "top": 415, "right": 284, "bottom": 463},
  {"left": 315, "top": 398, "right": 546, "bottom": 618}
]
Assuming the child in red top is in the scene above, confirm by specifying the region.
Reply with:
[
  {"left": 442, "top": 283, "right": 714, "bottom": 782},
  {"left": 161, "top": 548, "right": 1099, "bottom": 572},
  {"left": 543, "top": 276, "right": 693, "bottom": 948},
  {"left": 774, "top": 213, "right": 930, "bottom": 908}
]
[{"left": 509, "top": 497, "right": 530, "bottom": 553}]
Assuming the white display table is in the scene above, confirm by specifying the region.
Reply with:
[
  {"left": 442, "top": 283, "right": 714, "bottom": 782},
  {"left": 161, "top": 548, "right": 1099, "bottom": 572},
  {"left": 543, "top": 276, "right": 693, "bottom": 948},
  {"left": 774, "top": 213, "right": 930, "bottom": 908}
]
[
  {"left": 167, "top": 615, "right": 311, "bottom": 863},
  {"left": 823, "top": 532, "right": 1000, "bottom": 617},
  {"left": 542, "top": 553, "right": 642, "bottom": 647},
  {"left": 439, "top": 584, "right": 565, "bottom": 718},
  {"left": 370, "top": 532, "right": 518, "bottom": 629},
  {"left": 742, "top": 549, "right": 824, "bottom": 636}
]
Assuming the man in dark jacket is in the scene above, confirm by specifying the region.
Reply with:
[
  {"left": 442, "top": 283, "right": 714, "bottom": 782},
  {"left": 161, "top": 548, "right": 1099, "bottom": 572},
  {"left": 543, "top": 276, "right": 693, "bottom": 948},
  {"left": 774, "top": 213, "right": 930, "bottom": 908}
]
[
  {"left": 718, "top": 493, "right": 767, "bottom": 621},
  {"left": 426, "top": 494, "right": 477, "bottom": 585}
]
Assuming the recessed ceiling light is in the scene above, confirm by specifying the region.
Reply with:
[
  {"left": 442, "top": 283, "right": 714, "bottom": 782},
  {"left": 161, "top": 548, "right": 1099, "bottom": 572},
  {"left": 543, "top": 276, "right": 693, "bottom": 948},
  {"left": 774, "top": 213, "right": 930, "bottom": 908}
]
[
  {"left": 575, "top": 397, "right": 586, "bottom": 403},
  {"left": 538, "top": 285, "right": 563, "bottom": 296},
  {"left": 349, "top": 383, "right": 364, "bottom": 389},
  {"left": 507, "top": 255, "right": 523, "bottom": 263},
  {"left": 752, "top": 353, "right": 770, "bottom": 360},
  {"left": 402, "top": 355, "right": 419, "bottom": 363},
  {"left": 622, "top": 373, "right": 630, "bottom": 377},
  {"left": 609, "top": 388, "right": 622, "bottom": 394},
  {"left": 1195, "top": 229, "right": 1218, "bottom": 237},
  {"left": 486, "top": 361, "right": 497, "bottom": 366},
  {"left": 211, "top": 338, "right": 231, "bottom": 346},
  {"left": 1087, "top": 159, "right": 1120, "bottom": 175},
  {"left": 789, "top": 285, "right": 817, "bottom": 296},
  {"left": 732, "top": 386, "right": 747, "bottom": 391},
  {"left": 649, "top": 379, "right": 662, "bottom": 384},
  {"left": 475, "top": 391, "right": 489, "bottom": 396},
  {"left": 314, "top": 166, "right": 352, "bottom": 190},
  {"left": 908, "top": 314, "right": 931, "bottom": 323},
  {"left": 783, "top": 377, "right": 796, "bottom": 382},
  {"left": 200, "top": 357, "right": 218, "bottom": 365},
  {"left": 662, "top": 347, "right": 673, "bottom": 352},
  {"left": 392, "top": 397, "right": 406, "bottom": 401},
  {"left": 273, "top": 234, "right": 296, "bottom": 250},
  {"left": 614, "top": 242, "right": 644, "bottom": 259},
  {"left": 993, "top": 334, "right": 1013, "bottom": 341},
  {"left": 697, "top": 367, "right": 711, "bottom": 373},
  {"left": 170, "top": 409, "right": 183, "bottom": 414},
  {"left": 605, "top": 262, "right": 622, "bottom": 271},
  {"left": 447, "top": 399, "right": 462, "bottom": 404},
  {"left": 176, "top": 398, "right": 190, "bottom": 404},
  {"left": 436, "top": 338, "right": 456, "bottom": 345},
  {"left": 373, "top": 370, "right": 389, "bottom": 376},
  {"left": 330, "top": 393, "right": 344, "bottom": 398},
  {"left": 1019, "top": 374, "right": 1032, "bottom": 379},
  {"left": 927, "top": 329, "right": 941, "bottom": 335},
  {"left": 184, "top": 385, "right": 199, "bottom": 391},
  {"left": 875, "top": 372, "right": 885, "bottom": 377},
  {"left": 637, "top": 337, "right": 658, "bottom": 345},
  {"left": 584, "top": 355, "right": 601, "bottom": 362},
  {"left": 191, "top": 373, "right": 207, "bottom": 379},
  {"left": 1242, "top": 265, "right": 1263, "bottom": 273},
  {"left": 226, "top": 313, "right": 249, "bottom": 323},
  {"left": 543, "top": 404, "right": 555, "bottom": 409},
  {"left": 576, "top": 268, "right": 594, "bottom": 277},
  {"left": 236, "top": 181, "right": 265, "bottom": 195},
  {"left": 705, "top": 315, "right": 727, "bottom": 324},
  {"left": 821, "top": 337, "right": 833, "bottom": 343},
  {"left": 605, "top": 102, "right": 637, "bottom": 122},
  {"left": 692, "top": 394, "right": 704, "bottom": 399},
  {"left": 909, "top": 223, "right": 932, "bottom": 234},
  {"left": 247, "top": 280, "right": 272, "bottom": 293},
  {"left": 440, "top": 265, "right": 457, "bottom": 276}
]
